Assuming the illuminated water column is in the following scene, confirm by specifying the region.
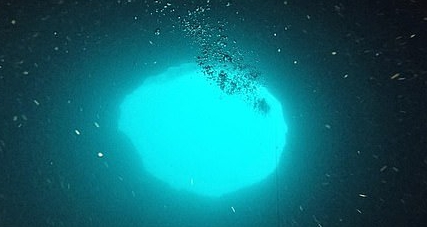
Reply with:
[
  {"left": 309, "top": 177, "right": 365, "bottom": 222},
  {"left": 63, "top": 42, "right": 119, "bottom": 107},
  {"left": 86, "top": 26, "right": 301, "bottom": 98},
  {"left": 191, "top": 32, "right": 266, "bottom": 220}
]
[{"left": 119, "top": 62, "right": 287, "bottom": 197}]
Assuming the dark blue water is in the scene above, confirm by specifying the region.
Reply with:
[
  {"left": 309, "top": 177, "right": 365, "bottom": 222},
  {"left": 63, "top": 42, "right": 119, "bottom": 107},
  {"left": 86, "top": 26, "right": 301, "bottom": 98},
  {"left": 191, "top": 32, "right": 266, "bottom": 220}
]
[{"left": 1, "top": 1, "right": 426, "bottom": 226}]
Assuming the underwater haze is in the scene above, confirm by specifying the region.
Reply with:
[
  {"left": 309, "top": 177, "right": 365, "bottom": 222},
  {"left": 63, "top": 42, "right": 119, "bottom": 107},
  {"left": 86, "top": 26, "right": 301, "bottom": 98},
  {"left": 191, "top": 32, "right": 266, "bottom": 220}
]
[{"left": 1, "top": 1, "right": 426, "bottom": 227}]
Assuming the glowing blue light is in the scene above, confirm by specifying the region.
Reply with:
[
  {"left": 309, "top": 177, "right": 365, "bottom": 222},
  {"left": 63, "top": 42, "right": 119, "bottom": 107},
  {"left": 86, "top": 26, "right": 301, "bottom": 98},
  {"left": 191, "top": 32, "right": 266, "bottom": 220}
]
[{"left": 119, "top": 63, "right": 287, "bottom": 197}]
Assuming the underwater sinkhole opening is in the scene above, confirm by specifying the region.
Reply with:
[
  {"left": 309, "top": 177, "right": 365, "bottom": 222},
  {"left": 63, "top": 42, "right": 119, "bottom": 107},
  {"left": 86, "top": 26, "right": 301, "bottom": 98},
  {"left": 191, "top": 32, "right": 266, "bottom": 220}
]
[{"left": 118, "top": 62, "right": 287, "bottom": 197}]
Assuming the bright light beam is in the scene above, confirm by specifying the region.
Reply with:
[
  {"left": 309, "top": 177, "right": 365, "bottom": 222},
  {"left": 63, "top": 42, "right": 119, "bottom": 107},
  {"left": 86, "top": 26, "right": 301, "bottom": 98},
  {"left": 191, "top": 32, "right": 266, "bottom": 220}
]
[{"left": 119, "top": 63, "right": 287, "bottom": 197}]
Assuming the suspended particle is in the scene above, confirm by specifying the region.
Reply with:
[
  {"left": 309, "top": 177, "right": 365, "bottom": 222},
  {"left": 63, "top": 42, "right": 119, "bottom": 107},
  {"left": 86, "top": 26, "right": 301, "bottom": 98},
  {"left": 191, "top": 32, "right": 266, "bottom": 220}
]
[{"left": 390, "top": 73, "right": 400, "bottom": 80}]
